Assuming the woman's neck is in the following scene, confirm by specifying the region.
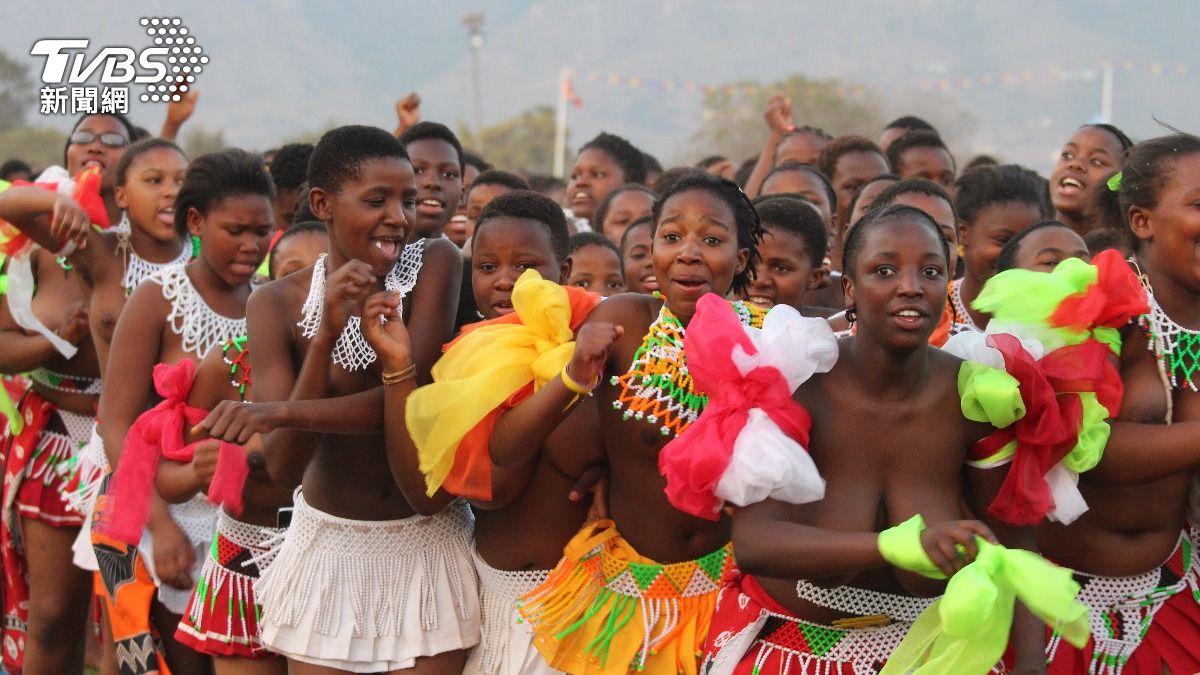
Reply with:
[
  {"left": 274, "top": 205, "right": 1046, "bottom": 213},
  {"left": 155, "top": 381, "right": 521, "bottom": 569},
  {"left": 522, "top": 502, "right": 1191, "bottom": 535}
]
[
  {"left": 1055, "top": 208, "right": 1093, "bottom": 236},
  {"left": 103, "top": 191, "right": 120, "bottom": 228},
  {"left": 1140, "top": 250, "right": 1200, "bottom": 329},
  {"left": 129, "top": 225, "right": 185, "bottom": 263},
  {"left": 846, "top": 332, "right": 930, "bottom": 399}
]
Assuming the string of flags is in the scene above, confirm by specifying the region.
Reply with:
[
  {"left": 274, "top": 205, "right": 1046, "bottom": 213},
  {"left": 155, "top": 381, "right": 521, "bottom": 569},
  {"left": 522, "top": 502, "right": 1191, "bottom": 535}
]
[{"left": 560, "top": 60, "right": 1193, "bottom": 107}]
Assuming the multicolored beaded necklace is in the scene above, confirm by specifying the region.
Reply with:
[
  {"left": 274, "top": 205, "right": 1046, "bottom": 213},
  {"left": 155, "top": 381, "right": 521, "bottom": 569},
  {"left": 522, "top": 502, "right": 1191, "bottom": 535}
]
[
  {"left": 610, "top": 299, "right": 765, "bottom": 439},
  {"left": 1131, "top": 257, "right": 1200, "bottom": 392},
  {"left": 221, "top": 335, "right": 252, "bottom": 402}
]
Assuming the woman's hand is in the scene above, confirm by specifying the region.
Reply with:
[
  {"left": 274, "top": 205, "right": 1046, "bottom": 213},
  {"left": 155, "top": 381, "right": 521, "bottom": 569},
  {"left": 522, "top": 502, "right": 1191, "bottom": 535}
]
[
  {"left": 49, "top": 194, "right": 92, "bottom": 251},
  {"left": 320, "top": 259, "right": 375, "bottom": 339},
  {"left": 919, "top": 519, "right": 997, "bottom": 577},
  {"left": 361, "top": 290, "right": 413, "bottom": 370},
  {"left": 565, "top": 322, "right": 622, "bottom": 389},
  {"left": 56, "top": 302, "right": 90, "bottom": 346},
  {"left": 150, "top": 516, "right": 196, "bottom": 590}
]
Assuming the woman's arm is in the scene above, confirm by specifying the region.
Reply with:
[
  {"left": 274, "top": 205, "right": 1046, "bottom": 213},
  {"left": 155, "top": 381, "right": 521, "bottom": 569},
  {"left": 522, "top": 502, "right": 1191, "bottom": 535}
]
[
  {"left": 97, "top": 281, "right": 166, "bottom": 467},
  {"left": 407, "top": 238, "right": 461, "bottom": 384},
  {"left": 1085, "top": 420, "right": 1200, "bottom": 484},
  {"left": 732, "top": 498, "right": 886, "bottom": 579},
  {"left": 0, "top": 188, "right": 100, "bottom": 269},
  {"left": 743, "top": 95, "right": 794, "bottom": 198},
  {"left": 489, "top": 304, "right": 622, "bottom": 469},
  {"left": 360, "top": 290, "right": 454, "bottom": 514}
]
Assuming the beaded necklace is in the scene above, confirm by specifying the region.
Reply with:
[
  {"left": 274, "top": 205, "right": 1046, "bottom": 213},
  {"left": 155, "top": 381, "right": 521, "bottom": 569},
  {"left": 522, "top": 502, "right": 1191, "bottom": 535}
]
[
  {"left": 221, "top": 335, "right": 252, "bottom": 402},
  {"left": 949, "top": 278, "right": 980, "bottom": 335},
  {"left": 610, "top": 300, "right": 765, "bottom": 439},
  {"left": 121, "top": 234, "right": 194, "bottom": 296},
  {"left": 156, "top": 265, "right": 246, "bottom": 359},
  {"left": 1131, "top": 257, "right": 1200, "bottom": 392},
  {"left": 297, "top": 244, "right": 424, "bottom": 372}
]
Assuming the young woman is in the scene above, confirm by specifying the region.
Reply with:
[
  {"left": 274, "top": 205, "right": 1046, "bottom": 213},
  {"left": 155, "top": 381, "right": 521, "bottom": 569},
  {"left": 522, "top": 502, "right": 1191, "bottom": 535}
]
[
  {"left": 0, "top": 112, "right": 143, "bottom": 674},
  {"left": 702, "top": 205, "right": 1049, "bottom": 674},
  {"left": 951, "top": 164, "right": 1052, "bottom": 334},
  {"left": 93, "top": 149, "right": 274, "bottom": 674},
  {"left": 510, "top": 173, "right": 768, "bottom": 675},
  {"left": 1038, "top": 134, "right": 1200, "bottom": 674},
  {"left": 1049, "top": 124, "right": 1133, "bottom": 237}
]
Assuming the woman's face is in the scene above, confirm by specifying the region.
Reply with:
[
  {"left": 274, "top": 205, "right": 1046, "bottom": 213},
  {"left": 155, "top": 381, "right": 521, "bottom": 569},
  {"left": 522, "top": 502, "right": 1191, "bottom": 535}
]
[
  {"left": 959, "top": 201, "right": 1044, "bottom": 284},
  {"left": 601, "top": 189, "right": 654, "bottom": 247},
  {"left": 652, "top": 188, "right": 748, "bottom": 321},
  {"left": 1050, "top": 126, "right": 1125, "bottom": 224},
  {"left": 567, "top": 149, "right": 625, "bottom": 221},
  {"left": 66, "top": 115, "right": 131, "bottom": 191},
  {"left": 188, "top": 194, "right": 274, "bottom": 288},
  {"left": 115, "top": 147, "right": 188, "bottom": 243},
  {"left": 844, "top": 216, "right": 949, "bottom": 352},
  {"left": 1130, "top": 153, "right": 1200, "bottom": 295}
]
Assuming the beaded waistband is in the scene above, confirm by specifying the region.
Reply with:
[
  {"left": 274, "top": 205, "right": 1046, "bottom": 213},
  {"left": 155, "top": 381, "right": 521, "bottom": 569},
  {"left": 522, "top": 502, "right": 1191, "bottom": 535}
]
[
  {"left": 28, "top": 367, "right": 102, "bottom": 395},
  {"left": 795, "top": 579, "right": 935, "bottom": 623}
]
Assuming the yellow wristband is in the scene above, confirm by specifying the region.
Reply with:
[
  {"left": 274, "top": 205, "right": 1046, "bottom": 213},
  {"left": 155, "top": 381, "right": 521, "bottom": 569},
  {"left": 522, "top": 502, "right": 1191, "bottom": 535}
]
[{"left": 560, "top": 365, "right": 594, "bottom": 395}]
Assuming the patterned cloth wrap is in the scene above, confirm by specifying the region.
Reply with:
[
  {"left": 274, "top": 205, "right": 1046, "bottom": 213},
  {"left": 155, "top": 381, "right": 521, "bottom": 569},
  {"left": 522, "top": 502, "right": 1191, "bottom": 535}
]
[
  {"left": 1045, "top": 527, "right": 1200, "bottom": 675},
  {"left": 518, "top": 519, "right": 734, "bottom": 675},
  {"left": 91, "top": 474, "right": 171, "bottom": 675},
  {"left": 701, "top": 570, "right": 936, "bottom": 675},
  {"left": 175, "top": 510, "right": 284, "bottom": 658},
  {"left": 0, "top": 387, "right": 91, "bottom": 672}
]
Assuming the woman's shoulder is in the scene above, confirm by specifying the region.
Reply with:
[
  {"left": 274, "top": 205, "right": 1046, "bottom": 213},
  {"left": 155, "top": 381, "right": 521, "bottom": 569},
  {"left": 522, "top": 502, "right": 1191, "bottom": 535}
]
[{"left": 584, "top": 291, "right": 659, "bottom": 331}]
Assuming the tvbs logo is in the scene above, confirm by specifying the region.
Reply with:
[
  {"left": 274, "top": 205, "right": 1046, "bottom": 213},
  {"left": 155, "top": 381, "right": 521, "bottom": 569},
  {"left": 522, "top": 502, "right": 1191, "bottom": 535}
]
[{"left": 32, "top": 17, "right": 206, "bottom": 113}]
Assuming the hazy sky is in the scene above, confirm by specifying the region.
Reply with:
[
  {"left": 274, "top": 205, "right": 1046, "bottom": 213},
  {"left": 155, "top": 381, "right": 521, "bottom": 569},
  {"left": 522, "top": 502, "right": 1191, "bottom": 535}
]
[{"left": 5, "top": 0, "right": 1196, "bottom": 172}]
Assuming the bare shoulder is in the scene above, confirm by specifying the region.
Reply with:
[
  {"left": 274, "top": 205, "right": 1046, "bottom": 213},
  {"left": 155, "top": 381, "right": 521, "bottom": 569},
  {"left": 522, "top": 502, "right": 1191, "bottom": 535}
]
[
  {"left": 123, "top": 271, "right": 171, "bottom": 320},
  {"left": 249, "top": 265, "right": 311, "bottom": 322},
  {"left": 414, "top": 237, "right": 462, "bottom": 289},
  {"left": 420, "top": 235, "right": 462, "bottom": 265},
  {"left": 585, "top": 291, "right": 658, "bottom": 329}
]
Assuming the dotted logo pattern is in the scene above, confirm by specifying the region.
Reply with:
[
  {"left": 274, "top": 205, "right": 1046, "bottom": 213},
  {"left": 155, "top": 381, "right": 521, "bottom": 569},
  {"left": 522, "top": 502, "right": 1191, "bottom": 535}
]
[{"left": 138, "top": 17, "right": 207, "bottom": 103}]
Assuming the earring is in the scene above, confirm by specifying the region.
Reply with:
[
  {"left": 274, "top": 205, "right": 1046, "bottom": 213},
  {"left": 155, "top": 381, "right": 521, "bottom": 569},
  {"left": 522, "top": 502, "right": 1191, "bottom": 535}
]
[
  {"left": 845, "top": 306, "right": 857, "bottom": 323},
  {"left": 958, "top": 243, "right": 966, "bottom": 258}
]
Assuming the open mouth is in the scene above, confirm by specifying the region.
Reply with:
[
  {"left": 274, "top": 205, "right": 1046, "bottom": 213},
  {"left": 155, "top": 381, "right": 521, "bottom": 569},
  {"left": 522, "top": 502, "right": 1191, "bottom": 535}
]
[
  {"left": 417, "top": 198, "right": 445, "bottom": 216},
  {"left": 372, "top": 237, "right": 402, "bottom": 263},
  {"left": 1058, "top": 176, "right": 1085, "bottom": 195},
  {"left": 571, "top": 191, "right": 591, "bottom": 205},
  {"left": 82, "top": 158, "right": 106, "bottom": 170},
  {"left": 747, "top": 295, "right": 774, "bottom": 308},
  {"left": 672, "top": 276, "right": 709, "bottom": 295},
  {"left": 493, "top": 298, "right": 514, "bottom": 315},
  {"left": 892, "top": 308, "right": 928, "bottom": 330},
  {"left": 641, "top": 274, "right": 659, "bottom": 291},
  {"left": 229, "top": 260, "right": 259, "bottom": 277},
  {"left": 156, "top": 208, "right": 175, "bottom": 227}
]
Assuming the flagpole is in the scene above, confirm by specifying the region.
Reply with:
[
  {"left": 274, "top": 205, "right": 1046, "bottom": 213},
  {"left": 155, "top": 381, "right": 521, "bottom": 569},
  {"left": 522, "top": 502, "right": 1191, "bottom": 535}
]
[
  {"left": 553, "top": 67, "right": 569, "bottom": 178},
  {"left": 1100, "top": 62, "right": 1114, "bottom": 123}
]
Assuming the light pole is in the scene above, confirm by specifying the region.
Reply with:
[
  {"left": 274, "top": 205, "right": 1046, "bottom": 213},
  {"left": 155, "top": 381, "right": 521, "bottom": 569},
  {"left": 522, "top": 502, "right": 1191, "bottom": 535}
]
[{"left": 462, "top": 12, "right": 485, "bottom": 151}]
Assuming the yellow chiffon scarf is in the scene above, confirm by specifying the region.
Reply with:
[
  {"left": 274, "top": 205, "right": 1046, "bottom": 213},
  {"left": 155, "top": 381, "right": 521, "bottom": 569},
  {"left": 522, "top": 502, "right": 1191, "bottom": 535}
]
[{"left": 407, "top": 269, "right": 600, "bottom": 500}]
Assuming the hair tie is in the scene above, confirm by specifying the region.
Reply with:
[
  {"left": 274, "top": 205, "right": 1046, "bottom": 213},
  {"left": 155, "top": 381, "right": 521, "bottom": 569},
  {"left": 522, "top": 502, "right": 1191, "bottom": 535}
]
[{"left": 1106, "top": 171, "right": 1122, "bottom": 192}]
